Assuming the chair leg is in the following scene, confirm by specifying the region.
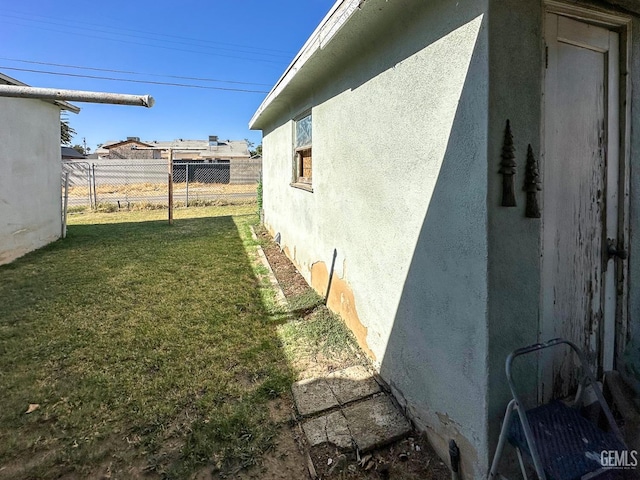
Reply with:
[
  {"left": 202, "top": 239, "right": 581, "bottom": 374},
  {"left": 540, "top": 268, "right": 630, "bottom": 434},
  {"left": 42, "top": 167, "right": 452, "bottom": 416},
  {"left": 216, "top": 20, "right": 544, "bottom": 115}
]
[
  {"left": 516, "top": 447, "right": 529, "bottom": 480},
  {"left": 488, "top": 399, "right": 517, "bottom": 480}
]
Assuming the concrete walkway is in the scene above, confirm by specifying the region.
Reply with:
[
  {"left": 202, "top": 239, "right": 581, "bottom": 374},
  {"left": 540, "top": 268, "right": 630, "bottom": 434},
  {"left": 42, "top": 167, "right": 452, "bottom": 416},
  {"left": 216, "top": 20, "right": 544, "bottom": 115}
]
[{"left": 292, "top": 365, "right": 412, "bottom": 452}]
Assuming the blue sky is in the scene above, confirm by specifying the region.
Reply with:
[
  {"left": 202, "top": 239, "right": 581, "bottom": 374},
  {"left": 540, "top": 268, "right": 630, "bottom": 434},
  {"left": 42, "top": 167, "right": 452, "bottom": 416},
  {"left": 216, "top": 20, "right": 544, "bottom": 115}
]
[{"left": 0, "top": 1, "right": 335, "bottom": 151}]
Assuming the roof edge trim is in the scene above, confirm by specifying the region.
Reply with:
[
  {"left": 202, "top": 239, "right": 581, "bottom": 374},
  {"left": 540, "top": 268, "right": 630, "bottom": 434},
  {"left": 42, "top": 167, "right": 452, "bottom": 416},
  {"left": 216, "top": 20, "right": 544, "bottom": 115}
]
[{"left": 249, "top": 0, "right": 362, "bottom": 129}]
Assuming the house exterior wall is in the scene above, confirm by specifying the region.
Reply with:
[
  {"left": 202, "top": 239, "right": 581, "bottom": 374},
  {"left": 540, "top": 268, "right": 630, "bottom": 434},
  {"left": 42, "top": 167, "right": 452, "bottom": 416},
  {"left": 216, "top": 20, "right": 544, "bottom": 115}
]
[
  {"left": 486, "top": 0, "right": 544, "bottom": 460},
  {"left": 259, "top": 0, "right": 490, "bottom": 477},
  {"left": 258, "top": 0, "right": 640, "bottom": 476},
  {"left": 0, "top": 97, "right": 62, "bottom": 265}
]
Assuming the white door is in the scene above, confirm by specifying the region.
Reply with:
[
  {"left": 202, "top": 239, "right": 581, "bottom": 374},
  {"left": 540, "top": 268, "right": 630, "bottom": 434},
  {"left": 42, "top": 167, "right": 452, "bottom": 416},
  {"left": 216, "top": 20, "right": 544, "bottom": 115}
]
[{"left": 540, "top": 13, "right": 622, "bottom": 400}]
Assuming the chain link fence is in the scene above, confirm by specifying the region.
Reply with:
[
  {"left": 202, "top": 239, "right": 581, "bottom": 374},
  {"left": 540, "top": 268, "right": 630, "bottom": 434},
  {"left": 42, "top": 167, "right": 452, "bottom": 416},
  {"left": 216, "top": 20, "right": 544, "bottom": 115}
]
[{"left": 62, "top": 158, "right": 261, "bottom": 210}]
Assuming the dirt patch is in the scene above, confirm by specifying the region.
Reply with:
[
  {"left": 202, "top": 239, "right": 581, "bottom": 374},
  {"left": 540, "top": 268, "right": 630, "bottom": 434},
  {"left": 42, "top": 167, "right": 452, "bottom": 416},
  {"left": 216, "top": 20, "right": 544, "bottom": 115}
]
[
  {"left": 310, "top": 437, "right": 450, "bottom": 480},
  {"left": 194, "top": 424, "right": 309, "bottom": 480},
  {"left": 256, "top": 228, "right": 310, "bottom": 299}
]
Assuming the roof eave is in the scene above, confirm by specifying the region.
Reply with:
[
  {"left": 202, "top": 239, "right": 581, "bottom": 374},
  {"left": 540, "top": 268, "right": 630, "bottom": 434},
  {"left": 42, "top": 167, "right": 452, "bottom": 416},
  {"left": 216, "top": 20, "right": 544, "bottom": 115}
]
[{"left": 249, "top": 0, "right": 362, "bottom": 130}]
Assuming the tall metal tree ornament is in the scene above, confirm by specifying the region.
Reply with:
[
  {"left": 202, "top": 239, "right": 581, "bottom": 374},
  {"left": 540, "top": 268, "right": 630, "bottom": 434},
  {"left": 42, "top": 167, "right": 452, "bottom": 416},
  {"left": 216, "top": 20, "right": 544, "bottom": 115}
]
[
  {"left": 499, "top": 120, "right": 517, "bottom": 207},
  {"left": 523, "top": 144, "right": 541, "bottom": 218}
]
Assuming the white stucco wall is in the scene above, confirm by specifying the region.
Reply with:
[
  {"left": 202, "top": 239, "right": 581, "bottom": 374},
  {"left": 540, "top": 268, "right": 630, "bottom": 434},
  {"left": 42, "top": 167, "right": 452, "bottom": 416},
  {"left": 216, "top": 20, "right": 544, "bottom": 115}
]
[
  {"left": 0, "top": 97, "right": 62, "bottom": 265},
  {"left": 259, "top": 0, "right": 490, "bottom": 477},
  {"left": 257, "top": 0, "right": 640, "bottom": 477}
]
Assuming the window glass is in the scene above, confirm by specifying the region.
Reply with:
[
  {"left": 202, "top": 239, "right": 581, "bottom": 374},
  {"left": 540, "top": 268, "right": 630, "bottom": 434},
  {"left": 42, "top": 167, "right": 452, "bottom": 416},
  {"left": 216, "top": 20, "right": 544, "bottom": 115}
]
[{"left": 296, "top": 114, "right": 312, "bottom": 148}]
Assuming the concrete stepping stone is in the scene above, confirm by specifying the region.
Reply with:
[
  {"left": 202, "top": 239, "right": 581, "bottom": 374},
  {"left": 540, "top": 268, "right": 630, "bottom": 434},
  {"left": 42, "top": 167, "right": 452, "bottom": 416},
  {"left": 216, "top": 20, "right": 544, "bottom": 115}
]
[
  {"left": 292, "top": 365, "right": 381, "bottom": 416},
  {"left": 294, "top": 365, "right": 411, "bottom": 452},
  {"left": 326, "top": 365, "right": 381, "bottom": 405},
  {"left": 343, "top": 394, "right": 412, "bottom": 451},
  {"left": 300, "top": 394, "right": 412, "bottom": 452},
  {"left": 292, "top": 377, "right": 338, "bottom": 416},
  {"left": 301, "top": 410, "right": 352, "bottom": 449}
]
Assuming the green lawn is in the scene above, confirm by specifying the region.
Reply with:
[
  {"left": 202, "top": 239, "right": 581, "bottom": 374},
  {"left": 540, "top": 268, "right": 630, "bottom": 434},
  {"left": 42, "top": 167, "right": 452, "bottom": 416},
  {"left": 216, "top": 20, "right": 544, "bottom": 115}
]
[{"left": 0, "top": 205, "right": 293, "bottom": 479}]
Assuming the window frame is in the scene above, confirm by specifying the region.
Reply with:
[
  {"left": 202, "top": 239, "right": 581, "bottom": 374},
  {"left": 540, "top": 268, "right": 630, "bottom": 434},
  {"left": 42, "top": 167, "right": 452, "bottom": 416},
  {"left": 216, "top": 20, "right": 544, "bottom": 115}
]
[{"left": 291, "top": 111, "right": 313, "bottom": 191}]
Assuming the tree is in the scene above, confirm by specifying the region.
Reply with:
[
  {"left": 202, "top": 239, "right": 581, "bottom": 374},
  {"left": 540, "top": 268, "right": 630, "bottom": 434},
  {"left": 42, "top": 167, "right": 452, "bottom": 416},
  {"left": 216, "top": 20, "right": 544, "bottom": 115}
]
[
  {"left": 60, "top": 112, "right": 75, "bottom": 145},
  {"left": 72, "top": 144, "right": 88, "bottom": 155},
  {"left": 250, "top": 144, "right": 262, "bottom": 157}
]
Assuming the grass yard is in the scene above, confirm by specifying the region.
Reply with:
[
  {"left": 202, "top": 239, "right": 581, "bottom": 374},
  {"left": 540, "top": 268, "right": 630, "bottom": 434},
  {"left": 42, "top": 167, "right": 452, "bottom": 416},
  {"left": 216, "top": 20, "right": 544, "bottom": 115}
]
[{"left": 0, "top": 205, "right": 294, "bottom": 479}]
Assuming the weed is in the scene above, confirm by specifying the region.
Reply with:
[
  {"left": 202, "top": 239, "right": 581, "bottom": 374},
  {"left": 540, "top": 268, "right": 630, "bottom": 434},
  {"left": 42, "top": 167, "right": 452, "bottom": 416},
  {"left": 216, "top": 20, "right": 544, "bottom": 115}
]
[
  {"left": 94, "top": 202, "right": 118, "bottom": 212},
  {"left": 66, "top": 205, "right": 89, "bottom": 214},
  {"left": 288, "top": 289, "right": 324, "bottom": 316}
]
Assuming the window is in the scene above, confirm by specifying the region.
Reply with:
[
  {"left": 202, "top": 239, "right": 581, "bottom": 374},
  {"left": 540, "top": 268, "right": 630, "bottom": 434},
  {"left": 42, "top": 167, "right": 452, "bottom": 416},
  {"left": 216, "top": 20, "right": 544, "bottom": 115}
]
[{"left": 294, "top": 113, "right": 312, "bottom": 187}]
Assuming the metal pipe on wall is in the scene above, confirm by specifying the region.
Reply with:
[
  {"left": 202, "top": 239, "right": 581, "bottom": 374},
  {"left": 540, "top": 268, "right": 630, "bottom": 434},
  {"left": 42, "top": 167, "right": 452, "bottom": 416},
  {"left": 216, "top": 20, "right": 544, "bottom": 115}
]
[{"left": 0, "top": 85, "right": 154, "bottom": 107}]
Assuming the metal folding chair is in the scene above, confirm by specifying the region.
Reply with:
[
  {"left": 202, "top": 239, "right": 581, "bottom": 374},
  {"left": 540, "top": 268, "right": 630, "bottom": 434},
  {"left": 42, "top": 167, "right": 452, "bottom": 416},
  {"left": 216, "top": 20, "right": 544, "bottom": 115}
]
[{"left": 488, "top": 338, "right": 627, "bottom": 480}]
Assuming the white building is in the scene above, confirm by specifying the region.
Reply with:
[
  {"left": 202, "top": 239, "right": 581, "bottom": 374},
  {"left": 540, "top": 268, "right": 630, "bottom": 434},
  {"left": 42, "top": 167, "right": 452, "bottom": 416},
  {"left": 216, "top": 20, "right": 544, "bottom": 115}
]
[
  {"left": 0, "top": 73, "right": 79, "bottom": 265},
  {"left": 250, "top": 1, "right": 640, "bottom": 477}
]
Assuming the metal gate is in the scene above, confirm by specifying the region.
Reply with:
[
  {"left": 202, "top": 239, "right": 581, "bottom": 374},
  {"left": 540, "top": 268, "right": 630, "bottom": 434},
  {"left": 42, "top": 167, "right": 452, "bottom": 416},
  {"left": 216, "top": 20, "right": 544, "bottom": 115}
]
[{"left": 62, "top": 161, "right": 93, "bottom": 209}]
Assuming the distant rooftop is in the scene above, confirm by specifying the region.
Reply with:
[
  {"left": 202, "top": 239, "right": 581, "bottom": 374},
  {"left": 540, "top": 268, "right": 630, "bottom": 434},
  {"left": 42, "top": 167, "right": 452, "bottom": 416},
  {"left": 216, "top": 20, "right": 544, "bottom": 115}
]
[
  {"left": 100, "top": 138, "right": 250, "bottom": 158},
  {"left": 61, "top": 146, "right": 86, "bottom": 159}
]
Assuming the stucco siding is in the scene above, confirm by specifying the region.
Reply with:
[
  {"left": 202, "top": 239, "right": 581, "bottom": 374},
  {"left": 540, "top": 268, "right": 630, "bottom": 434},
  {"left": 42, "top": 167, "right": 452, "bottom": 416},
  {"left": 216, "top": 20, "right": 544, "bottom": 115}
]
[
  {"left": 486, "top": 0, "right": 544, "bottom": 460},
  {"left": 260, "top": 0, "right": 490, "bottom": 477},
  {"left": 0, "top": 97, "right": 62, "bottom": 265}
]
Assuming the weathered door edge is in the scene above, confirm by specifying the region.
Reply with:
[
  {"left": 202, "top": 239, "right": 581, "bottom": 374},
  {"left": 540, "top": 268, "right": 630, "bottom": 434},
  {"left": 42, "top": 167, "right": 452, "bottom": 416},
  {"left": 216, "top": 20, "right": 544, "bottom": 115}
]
[{"left": 541, "top": 0, "right": 632, "bottom": 372}]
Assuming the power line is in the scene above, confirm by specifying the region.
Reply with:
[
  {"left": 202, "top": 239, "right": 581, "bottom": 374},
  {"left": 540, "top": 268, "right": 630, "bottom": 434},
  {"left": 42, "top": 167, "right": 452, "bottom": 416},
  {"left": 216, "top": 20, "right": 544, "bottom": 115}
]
[
  {"left": 0, "top": 57, "right": 273, "bottom": 87},
  {"left": 0, "top": 13, "right": 293, "bottom": 60},
  {"left": 1, "top": 9, "right": 295, "bottom": 56},
  {"left": 2, "top": 14, "right": 289, "bottom": 58},
  {"left": 0, "top": 66, "right": 270, "bottom": 93},
  {"left": 0, "top": 19, "right": 286, "bottom": 65}
]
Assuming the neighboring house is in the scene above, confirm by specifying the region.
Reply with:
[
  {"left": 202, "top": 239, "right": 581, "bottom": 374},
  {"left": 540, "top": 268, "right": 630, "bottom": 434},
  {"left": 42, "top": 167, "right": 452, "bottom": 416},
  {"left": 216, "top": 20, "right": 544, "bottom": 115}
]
[
  {"left": 99, "top": 137, "right": 251, "bottom": 161},
  {"left": 98, "top": 137, "right": 258, "bottom": 184},
  {"left": 0, "top": 73, "right": 79, "bottom": 265},
  {"left": 99, "top": 138, "right": 162, "bottom": 159},
  {"left": 61, "top": 146, "right": 86, "bottom": 160},
  {"left": 250, "top": 1, "right": 640, "bottom": 478}
]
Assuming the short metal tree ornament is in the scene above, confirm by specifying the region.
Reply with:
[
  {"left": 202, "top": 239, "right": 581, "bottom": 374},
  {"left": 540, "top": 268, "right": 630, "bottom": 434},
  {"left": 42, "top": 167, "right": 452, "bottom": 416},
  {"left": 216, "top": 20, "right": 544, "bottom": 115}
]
[
  {"left": 499, "top": 120, "right": 517, "bottom": 207},
  {"left": 523, "top": 144, "right": 541, "bottom": 218}
]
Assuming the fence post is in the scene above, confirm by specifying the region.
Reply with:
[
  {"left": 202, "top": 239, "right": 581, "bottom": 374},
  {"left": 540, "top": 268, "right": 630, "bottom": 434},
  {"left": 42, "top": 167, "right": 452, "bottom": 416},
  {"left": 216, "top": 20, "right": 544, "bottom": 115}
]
[
  {"left": 92, "top": 163, "right": 97, "bottom": 209},
  {"left": 87, "top": 164, "right": 93, "bottom": 209},
  {"left": 186, "top": 163, "right": 189, "bottom": 207},
  {"left": 168, "top": 149, "right": 174, "bottom": 224},
  {"left": 62, "top": 172, "right": 70, "bottom": 238}
]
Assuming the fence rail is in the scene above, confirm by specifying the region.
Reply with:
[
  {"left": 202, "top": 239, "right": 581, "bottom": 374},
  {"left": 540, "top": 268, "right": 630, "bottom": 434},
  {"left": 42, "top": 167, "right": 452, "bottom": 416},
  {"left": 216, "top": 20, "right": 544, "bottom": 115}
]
[{"left": 62, "top": 158, "right": 261, "bottom": 210}]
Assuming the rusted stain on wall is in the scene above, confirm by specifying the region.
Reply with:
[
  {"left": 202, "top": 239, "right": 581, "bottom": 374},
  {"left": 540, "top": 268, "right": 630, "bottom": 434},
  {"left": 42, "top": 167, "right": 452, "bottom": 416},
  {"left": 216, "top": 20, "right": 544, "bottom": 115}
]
[{"left": 310, "top": 261, "right": 376, "bottom": 361}]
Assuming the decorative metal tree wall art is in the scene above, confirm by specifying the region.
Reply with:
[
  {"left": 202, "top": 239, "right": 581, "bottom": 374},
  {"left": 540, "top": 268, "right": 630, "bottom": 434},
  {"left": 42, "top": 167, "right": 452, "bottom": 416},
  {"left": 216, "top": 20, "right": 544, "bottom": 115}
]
[
  {"left": 499, "top": 120, "right": 517, "bottom": 207},
  {"left": 523, "top": 144, "right": 542, "bottom": 218}
]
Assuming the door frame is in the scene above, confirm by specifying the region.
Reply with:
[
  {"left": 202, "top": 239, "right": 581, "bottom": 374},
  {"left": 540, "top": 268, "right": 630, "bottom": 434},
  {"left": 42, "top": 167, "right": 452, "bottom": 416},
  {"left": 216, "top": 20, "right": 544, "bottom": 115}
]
[{"left": 541, "top": 1, "right": 632, "bottom": 372}]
